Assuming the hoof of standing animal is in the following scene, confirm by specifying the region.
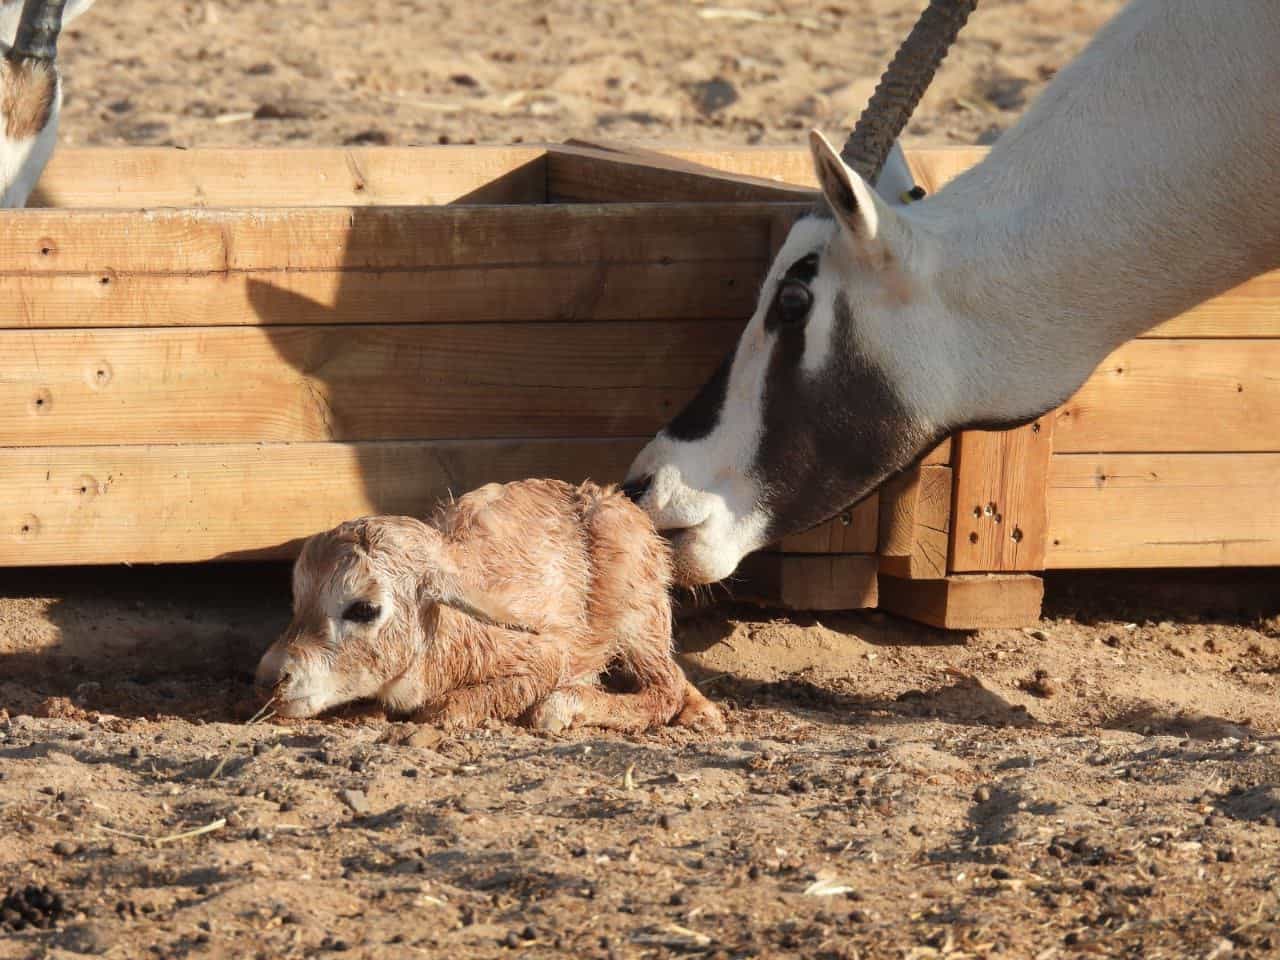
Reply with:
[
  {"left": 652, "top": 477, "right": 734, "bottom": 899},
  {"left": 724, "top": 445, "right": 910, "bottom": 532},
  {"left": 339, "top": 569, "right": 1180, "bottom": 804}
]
[{"left": 254, "top": 479, "right": 720, "bottom": 734}]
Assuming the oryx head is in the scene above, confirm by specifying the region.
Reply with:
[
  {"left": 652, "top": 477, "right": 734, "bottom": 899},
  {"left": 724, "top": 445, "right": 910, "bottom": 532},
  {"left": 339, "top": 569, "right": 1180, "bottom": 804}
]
[{"left": 624, "top": 0, "right": 980, "bottom": 585}]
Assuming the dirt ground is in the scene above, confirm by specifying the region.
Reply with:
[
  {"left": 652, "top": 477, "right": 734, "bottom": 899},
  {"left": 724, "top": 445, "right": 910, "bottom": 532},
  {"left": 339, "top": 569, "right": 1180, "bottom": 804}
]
[
  {"left": 2, "top": 567, "right": 1279, "bottom": 960},
  {"left": 4, "top": 0, "right": 1280, "bottom": 958}
]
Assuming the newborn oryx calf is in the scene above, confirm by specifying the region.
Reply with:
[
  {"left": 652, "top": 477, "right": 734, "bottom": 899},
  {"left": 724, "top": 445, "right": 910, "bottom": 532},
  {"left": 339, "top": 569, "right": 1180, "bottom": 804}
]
[{"left": 255, "top": 479, "right": 723, "bottom": 733}]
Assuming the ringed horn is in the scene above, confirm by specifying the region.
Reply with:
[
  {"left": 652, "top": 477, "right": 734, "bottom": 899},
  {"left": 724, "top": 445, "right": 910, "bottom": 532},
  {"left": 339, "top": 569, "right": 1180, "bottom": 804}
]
[
  {"left": 10, "top": 0, "right": 67, "bottom": 61},
  {"left": 841, "top": 0, "right": 980, "bottom": 184}
]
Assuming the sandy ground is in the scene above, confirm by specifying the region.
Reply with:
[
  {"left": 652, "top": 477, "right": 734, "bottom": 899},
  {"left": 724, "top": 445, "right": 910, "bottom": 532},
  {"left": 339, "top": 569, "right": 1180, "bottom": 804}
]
[
  {"left": 54, "top": 0, "right": 1124, "bottom": 151},
  {"left": 5, "top": 0, "right": 1280, "bottom": 957},
  {"left": 1, "top": 568, "right": 1279, "bottom": 959}
]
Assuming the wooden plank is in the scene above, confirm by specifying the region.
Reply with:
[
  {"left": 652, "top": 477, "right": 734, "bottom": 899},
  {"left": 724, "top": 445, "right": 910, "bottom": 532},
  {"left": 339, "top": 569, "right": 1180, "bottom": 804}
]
[
  {"left": 903, "top": 148, "right": 989, "bottom": 196},
  {"left": 776, "top": 496, "right": 879, "bottom": 554},
  {"left": 1148, "top": 273, "right": 1280, "bottom": 338},
  {"left": 877, "top": 465, "right": 953, "bottom": 579},
  {"left": 0, "top": 260, "right": 766, "bottom": 330},
  {"left": 550, "top": 142, "right": 816, "bottom": 203},
  {"left": 0, "top": 203, "right": 790, "bottom": 275},
  {"left": 877, "top": 574, "right": 1044, "bottom": 630},
  {"left": 1046, "top": 453, "right": 1280, "bottom": 569},
  {"left": 1054, "top": 340, "right": 1280, "bottom": 453},
  {"left": 0, "top": 321, "right": 741, "bottom": 446},
  {"left": 0, "top": 439, "right": 641, "bottom": 566},
  {"left": 661, "top": 145, "right": 991, "bottom": 195},
  {"left": 949, "top": 418, "right": 1055, "bottom": 573},
  {"left": 738, "top": 554, "right": 879, "bottom": 611},
  {"left": 25, "top": 147, "right": 550, "bottom": 208}
]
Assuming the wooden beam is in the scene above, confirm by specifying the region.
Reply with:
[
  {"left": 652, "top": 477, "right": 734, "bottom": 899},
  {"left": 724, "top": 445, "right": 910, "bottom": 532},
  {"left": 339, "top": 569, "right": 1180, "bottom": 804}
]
[
  {"left": 1046, "top": 453, "right": 1280, "bottom": 569},
  {"left": 1054, "top": 339, "right": 1280, "bottom": 453},
  {"left": 0, "top": 321, "right": 742, "bottom": 446},
  {"left": 26, "top": 146, "right": 550, "bottom": 208},
  {"left": 0, "top": 203, "right": 793, "bottom": 275},
  {"left": 1147, "top": 273, "right": 1280, "bottom": 338},
  {"left": 877, "top": 574, "right": 1044, "bottom": 630},
  {"left": 0, "top": 260, "right": 767, "bottom": 330},
  {"left": 775, "top": 496, "right": 878, "bottom": 554},
  {"left": 737, "top": 554, "right": 879, "bottom": 611},
  {"left": 877, "top": 465, "right": 953, "bottom": 579},
  {"left": 0, "top": 439, "right": 641, "bottom": 566},
  {"left": 549, "top": 143, "right": 817, "bottom": 203},
  {"left": 949, "top": 418, "right": 1055, "bottom": 573}
]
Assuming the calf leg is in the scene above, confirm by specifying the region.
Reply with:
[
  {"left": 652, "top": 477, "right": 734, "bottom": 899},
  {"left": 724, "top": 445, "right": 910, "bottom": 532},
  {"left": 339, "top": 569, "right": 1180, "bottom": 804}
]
[
  {"left": 412, "top": 645, "right": 563, "bottom": 731},
  {"left": 525, "top": 679, "right": 684, "bottom": 734}
]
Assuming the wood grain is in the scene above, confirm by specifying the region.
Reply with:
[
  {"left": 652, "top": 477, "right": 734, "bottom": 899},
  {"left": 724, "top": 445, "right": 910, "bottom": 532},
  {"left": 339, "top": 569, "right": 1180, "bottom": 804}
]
[
  {"left": 1054, "top": 340, "right": 1280, "bottom": 453},
  {"left": 27, "top": 146, "right": 549, "bottom": 208},
  {"left": 738, "top": 554, "right": 879, "bottom": 611},
  {"left": 0, "top": 438, "right": 643, "bottom": 566},
  {"left": 0, "top": 321, "right": 741, "bottom": 445},
  {"left": 549, "top": 143, "right": 816, "bottom": 203},
  {"left": 949, "top": 419, "right": 1055, "bottom": 573},
  {"left": 1046, "top": 453, "right": 1280, "bottom": 568},
  {"left": 877, "top": 574, "right": 1044, "bottom": 630},
  {"left": 0, "top": 260, "right": 766, "bottom": 330},
  {"left": 775, "top": 496, "right": 879, "bottom": 554},
  {"left": 0, "top": 203, "right": 787, "bottom": 275},
  {"left": 877, "top": 465, "right": 953, "bottom": 579}
]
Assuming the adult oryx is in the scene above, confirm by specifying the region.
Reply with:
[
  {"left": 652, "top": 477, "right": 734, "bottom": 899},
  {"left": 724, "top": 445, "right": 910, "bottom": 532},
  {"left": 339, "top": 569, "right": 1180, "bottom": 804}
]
[
  {"left": 624, "top": 0, "right": 1280, "bottom": 586},
  {"left": 1, "top": 0, "right": 96, "bottom": 208}
]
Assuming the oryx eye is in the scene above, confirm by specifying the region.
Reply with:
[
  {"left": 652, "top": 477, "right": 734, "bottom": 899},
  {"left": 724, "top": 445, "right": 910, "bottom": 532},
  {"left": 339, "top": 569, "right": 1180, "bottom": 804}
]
[
  {"left": 776, "top": 280, "right": 813, "bottom": 324},
  {"left": 342, "top": 600, "right": 381, "bottom": 624}
]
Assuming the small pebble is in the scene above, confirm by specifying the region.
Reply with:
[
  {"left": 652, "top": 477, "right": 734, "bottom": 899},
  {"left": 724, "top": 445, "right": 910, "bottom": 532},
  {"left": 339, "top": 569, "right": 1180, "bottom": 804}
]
[
  {"left": 973, "top": 786, "right": 991, "bottom": 803},
  {"left": 52, "top": 840, "right": 79, "bottom": 857}
]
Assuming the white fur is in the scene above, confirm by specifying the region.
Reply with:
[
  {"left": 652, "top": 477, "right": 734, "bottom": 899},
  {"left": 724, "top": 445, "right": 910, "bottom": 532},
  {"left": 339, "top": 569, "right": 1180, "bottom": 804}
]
[
  {"left": 0, "top": 0, "right": 95, "bottom": 208},
  {"left": 0, "top": 89, "right": 58, "bottom": 207},
  {"left": 628, "top": 0, "right": 1280, "bottom": 585}
]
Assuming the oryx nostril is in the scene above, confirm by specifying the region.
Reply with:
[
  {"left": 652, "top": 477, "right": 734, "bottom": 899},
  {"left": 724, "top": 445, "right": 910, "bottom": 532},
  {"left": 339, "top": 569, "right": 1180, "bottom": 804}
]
[{"left": 621, "top": 474, "right": 652, "bottom": 503}]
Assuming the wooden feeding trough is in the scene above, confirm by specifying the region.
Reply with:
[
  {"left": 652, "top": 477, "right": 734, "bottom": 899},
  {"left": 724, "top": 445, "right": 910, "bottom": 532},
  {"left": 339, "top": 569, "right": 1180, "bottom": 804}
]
[{"left": 2, "top": 143, "right": 1277, "bottom": 629}]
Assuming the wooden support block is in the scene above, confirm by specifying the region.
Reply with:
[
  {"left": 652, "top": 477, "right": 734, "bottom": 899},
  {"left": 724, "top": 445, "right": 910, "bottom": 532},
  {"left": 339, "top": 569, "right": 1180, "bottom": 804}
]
[
  {"left": 877, "top": 574, "right": 1044, "bottom": 630},
  {"left": 877, "top": 465, "right": 952, "bottom": 579},
  {"left": 775, "top": 496, "right": 878, "bottom": 554},
  {"left": 548, "top": 143, "right": 817, "bottom": 204},
  {"left": 949, "top": 418, "right": 1055, "bottom": 573},
  {"left": 737, "top": 554, "right": 879, "bottom": 611}
]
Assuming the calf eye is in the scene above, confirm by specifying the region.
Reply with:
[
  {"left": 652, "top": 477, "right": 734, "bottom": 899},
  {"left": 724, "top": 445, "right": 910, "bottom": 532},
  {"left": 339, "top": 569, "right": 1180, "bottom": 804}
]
[
  {"left": 776, "top": 280, "right": 813, "bottom": 324},
  {"left": 342, "top": 600, "right": 381, "bottom": 624}
]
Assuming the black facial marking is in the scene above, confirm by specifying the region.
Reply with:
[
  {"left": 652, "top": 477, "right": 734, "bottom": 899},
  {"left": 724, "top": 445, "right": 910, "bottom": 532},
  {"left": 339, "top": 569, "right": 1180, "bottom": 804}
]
[
  {"left": 342, "top": 600, "right": 381, "bottom": 624},
  {"left": 753, "top": 291, "right": 944, "bottom": 541},
  {"left": 664, "top": 344, "right": 736, "bottom": 442}
]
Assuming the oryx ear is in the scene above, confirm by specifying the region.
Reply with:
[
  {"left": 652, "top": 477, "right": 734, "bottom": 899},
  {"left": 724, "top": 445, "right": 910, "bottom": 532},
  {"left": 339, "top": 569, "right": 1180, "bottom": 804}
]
[{"left": 809, "top": 129, "right": 901, "bottom": 262}]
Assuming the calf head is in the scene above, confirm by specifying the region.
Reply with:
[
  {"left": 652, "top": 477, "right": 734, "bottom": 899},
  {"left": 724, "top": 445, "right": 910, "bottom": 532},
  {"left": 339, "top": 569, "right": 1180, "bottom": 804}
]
[{"left": 255, "top": 515, "right": 526, "bottom": 717}]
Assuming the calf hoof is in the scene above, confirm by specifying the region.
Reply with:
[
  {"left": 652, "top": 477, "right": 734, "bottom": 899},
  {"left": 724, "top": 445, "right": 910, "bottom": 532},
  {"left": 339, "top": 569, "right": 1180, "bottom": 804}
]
[
  {"left": 674, "top": 684, "right": 726, "bottom": 732},
  {"left": 525, "top": 689, "right": 584, "bottom": 733}
]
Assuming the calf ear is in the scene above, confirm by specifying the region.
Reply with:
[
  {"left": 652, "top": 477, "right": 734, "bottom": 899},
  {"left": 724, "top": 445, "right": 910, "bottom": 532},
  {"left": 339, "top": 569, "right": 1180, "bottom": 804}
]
[
  {"left": 421, "top": 573, "right": 540, "bottom": 635},
  {"left": 809, "top": 129, "right": 904, "bottom": 264}
]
